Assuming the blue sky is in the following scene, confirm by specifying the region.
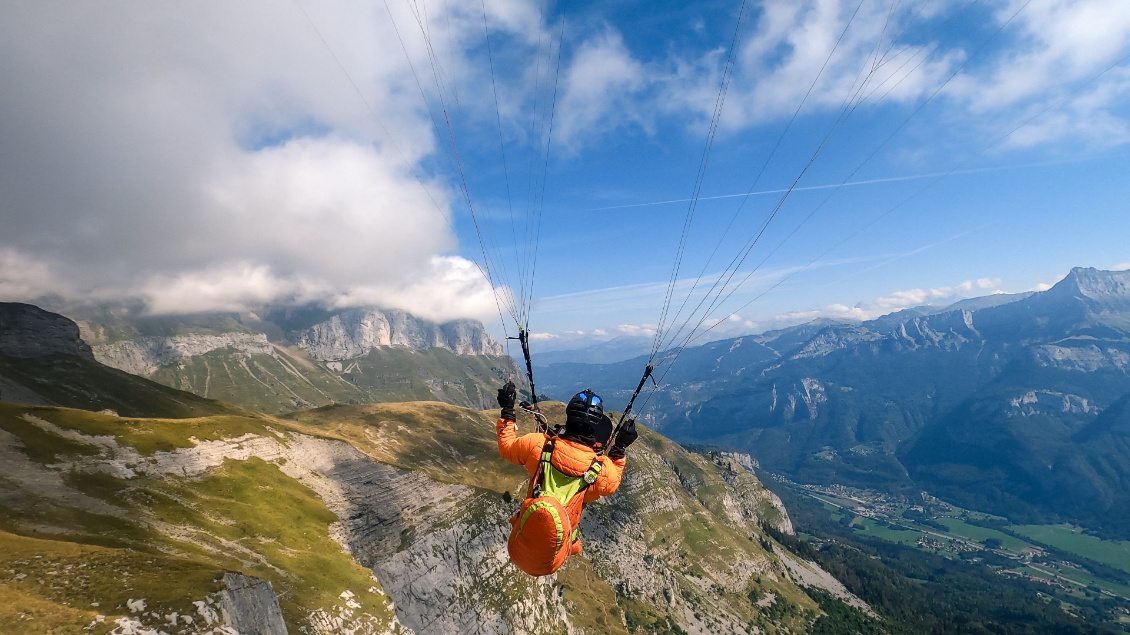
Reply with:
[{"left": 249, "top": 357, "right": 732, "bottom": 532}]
[
  {"left": 1, "top": 0, "right": 1128, "bottom": 352},
  {"left": 429, "top": 0, "right": 1130, "bottom": 348}
]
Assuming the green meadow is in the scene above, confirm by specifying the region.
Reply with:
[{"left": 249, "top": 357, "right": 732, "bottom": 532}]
[{"left": 1013, "top": 525, "right": 1130, "bottom": 575}]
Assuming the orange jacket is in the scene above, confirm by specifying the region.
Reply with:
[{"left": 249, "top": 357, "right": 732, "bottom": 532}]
[{"left": 496, "top": 418, "right": 626, "bottom": 505}]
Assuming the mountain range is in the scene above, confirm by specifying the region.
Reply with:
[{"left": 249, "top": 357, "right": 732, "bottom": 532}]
[
  {"left": 0, "top": 302, "right": 876, "bottom": 634},
  {"left": 51, "top": 304, "right": 517, "bottom": 414},
  {"left": 538, "top": 267, "right": 1130, "bottom": 537}
]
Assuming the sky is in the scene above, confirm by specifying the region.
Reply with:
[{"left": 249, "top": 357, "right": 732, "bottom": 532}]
[{"left": 2, "top": 0, "right": 1129, "bottom": 354}]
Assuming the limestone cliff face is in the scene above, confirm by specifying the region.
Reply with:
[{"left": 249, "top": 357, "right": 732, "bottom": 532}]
[
  {"left": 0, "top": 303, "right": 93, "bottom": 360},
  {"left": 92, "top": 332, "right": 275, "bottom": 376},
  {"left": 294, "top": 309, "right": 504, "bottom": 361}
]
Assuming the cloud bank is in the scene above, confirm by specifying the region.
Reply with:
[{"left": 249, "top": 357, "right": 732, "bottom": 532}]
[
  {"left": 0, "top": 1, "right": 480, "bottom": 321},
  {"left": 0, "top": 0, "right": 569, "bottom": 323}
]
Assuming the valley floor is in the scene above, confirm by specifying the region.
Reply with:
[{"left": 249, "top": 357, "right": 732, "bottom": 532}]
[{"left": 761, "top": 472, "right": 1130, "bottom": 632}]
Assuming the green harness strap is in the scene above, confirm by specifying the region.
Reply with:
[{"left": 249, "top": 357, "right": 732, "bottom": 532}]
[{"left": 530, "top": 438, "right": 603, "bottom": 540}]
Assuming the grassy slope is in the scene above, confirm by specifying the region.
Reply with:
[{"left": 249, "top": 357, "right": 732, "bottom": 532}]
[
  {"left": 148, "top": 345, "right": 519, "bottom": 414},
  {"left": 282, "top": 400, "right": 520, "bottom": 494},
  {"left": 285, "top": 401, "right": 819, "bottom": 633},
  {"left": 0, "top": 403, "right": 401, "bottom": 634},
  {"left": 0, "top": 354, "right": 239, "bottom": 419},
  {"left": 151, "top": 346, "right": 366, "bottom": 413},
  {"left": 0, "top": 530, "right": 224, "bottom": 633},
  {"left": 2, "top": 394, "right": 836, "bottom": 634},
  {"left": 601, "top": 428, "right": 816, "bottom": 634}
]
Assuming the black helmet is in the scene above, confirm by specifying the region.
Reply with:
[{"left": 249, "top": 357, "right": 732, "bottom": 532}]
[{"left": 565, "top": 389, "right": 603, "bottom": 437}]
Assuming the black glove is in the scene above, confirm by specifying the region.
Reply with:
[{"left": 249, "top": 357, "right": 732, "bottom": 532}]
[
  {"left": 608, "top": 419, "right": 638, "bottom": 460},
  {"left": 497, "top": 382, "right": 517, "bottom": 421}
]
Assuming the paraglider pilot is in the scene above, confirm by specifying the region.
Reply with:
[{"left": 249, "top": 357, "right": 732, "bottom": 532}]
[{"left": 495, "top": 381, "right": 637, "bottom": 576}]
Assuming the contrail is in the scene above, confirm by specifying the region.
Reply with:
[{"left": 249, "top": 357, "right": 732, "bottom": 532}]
[{"left": 585, "top": 161, "right": 1057, "bottom": 211}]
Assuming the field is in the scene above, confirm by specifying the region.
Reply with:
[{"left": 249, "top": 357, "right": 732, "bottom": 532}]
[
  {"left": 772, "top": 476, "right": 1130, "bottom": 611},
  {"left": 1014, "top": 525, "right": 1130, "bottom": 575},
  {"left": 936, "top": 517, "right": 1031, "bottom": 552}
]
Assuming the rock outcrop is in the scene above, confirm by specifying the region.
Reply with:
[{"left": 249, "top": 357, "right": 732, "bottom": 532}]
[
  {"left": 294, "top": 309, "right": 504, "bottom": 361},
  {"left": 0, "top": 303, "right": 93, "bottom": 359},
  {"left": 218, "top": 572, "right": 289, "bottom": 635},
  {"left": 92, "top": 332, "right": 275, "bottom": 376}
]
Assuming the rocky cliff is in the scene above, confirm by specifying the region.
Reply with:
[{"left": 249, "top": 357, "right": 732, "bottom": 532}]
[
  {"left": 91, "top": 332, "right": 275, "bottom": 376},
  {"left": 293, "top": 308, "right": 504, "bottom": 361},
  {"left": 0, "top": 303, "right": 93, "bottom": 360}
]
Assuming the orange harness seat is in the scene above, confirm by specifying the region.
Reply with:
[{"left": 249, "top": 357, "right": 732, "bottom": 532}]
[{"left": 497, "top": 418, "right": 626, "bottom": 576}]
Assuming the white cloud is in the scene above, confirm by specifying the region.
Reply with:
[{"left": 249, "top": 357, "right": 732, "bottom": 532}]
[
  {"left": 825, "top": 303, "right": 870, "bottom": 320},
  {"left": 869, "top": 278, "right": 1003, "bottom": 313},
  {"left": 953, "top": 0, "right": 1130, "bottom": 110},
  {"left": 661, "top": 0, "right": 960, "bottom": 129},
  {"left": 1115, "top": 262, "right": 1130, "bottom": 271},
  {"left": 616, "top": 323, "right": 658, "bottom": 337},
  {"left": 1029, "top": 270, "right": 1069, "bottom": 292},
  {"left": 328, "top": 256, "right": 502, "bottom": 324},
  {"left": 205, "top": 137, "right": 454, "bottom": 285},
  {"left": 874, "top": 288, "right": 930, "bottom": 310},
  {"left": 642, "top": 0, "right": 1130, "bottom": 151},
  {"left": 531, "top": 269, "right": 1017, "bottom": 344},
  {"left": 0, "top": 1, "right": 548, "bottom": 322},
  {"left": 775, "top": 303, "right": 867, "bottom": 326},
  {"left": 773, "top": 309, "right": 825, "bottom": 325},
  {"left": 556, "top": 27, "right": 648, "bottom": 145},
  {"left": 0, "top": 250, "right": 67, "bottom": 302},
  {"left": 945, "top": 0, "right": 1130, "bottom": 147},
  {"left": 767, "top": 276, "right": 1007, "bottom": 328},
  {"left": 140, "top": 264, "right": 309, "bottom": 315}
]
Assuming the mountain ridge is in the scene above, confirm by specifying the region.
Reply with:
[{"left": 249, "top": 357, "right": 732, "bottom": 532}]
[
  {"left": 35, "top": 303, "right": 520, "bottom": 414},
  {"left": 538, "top": 266, "right": 1130, "bottom": 536},
  {"left": 293, "top": 307, "right": 504, "bottom": 361}
]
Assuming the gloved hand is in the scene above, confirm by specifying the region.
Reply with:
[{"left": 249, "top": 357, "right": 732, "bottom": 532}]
[
  {"left": 608, "top": 419, "right": 638, "bottom": 460},
  {"left": 497, "top": 381, "right": 517, "bottom": 422}
]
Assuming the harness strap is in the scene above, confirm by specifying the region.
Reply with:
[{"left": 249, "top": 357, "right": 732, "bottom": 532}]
[
  {"left": 529, "top": 437, "right": 556, "bottom": 499},
  {"left": 528, "top": 438, "right": 604, "bottom": 501}
]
